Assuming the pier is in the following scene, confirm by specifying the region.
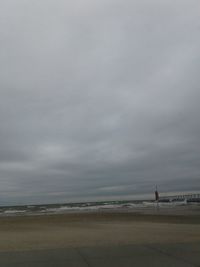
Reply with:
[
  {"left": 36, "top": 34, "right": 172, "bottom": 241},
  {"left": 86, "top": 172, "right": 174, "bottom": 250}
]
[{"left": 159, "top": 193, "right": 200, "bottom": 202}]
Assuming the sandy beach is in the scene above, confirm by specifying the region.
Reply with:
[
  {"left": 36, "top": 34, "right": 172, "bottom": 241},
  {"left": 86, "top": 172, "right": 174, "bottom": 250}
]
[{"left": 0, "top": 211, "right": 200, "bottom": 252}]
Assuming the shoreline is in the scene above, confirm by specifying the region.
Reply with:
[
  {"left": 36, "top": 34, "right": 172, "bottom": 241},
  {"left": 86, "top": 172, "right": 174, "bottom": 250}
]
[
  {"left": 1, "top": 210, "right": 200, "bottom": 223},
  {"left": 0, "top": 205, "right": 200, "bottom": 220},
  {"left": 1, "top": 201, "right": 200, "bottom": 216}
]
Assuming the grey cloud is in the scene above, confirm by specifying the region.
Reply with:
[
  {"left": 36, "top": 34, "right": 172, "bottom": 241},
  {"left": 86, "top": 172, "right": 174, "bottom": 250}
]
[{"left": 0, "top": 0, "right": 200, "bottom": 205}]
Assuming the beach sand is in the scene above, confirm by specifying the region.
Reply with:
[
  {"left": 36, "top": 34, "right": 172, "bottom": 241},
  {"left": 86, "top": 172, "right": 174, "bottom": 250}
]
[{"left": 0, "top": 212, "right": 200, "bottom": 252}]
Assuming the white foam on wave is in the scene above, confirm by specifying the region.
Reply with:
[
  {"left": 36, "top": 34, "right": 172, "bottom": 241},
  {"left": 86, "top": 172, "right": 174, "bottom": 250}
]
[
  {"left": 41, "top": 204, "right": 125, "bottom": 213},
  {"left": 4, "top": 210, "right": 27, "bottom": 214}
]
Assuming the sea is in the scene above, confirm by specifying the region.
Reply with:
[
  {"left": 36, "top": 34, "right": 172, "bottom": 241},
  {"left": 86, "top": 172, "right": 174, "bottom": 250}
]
[{"left": 0, "top": 199, "right": 200, "bottom": 217}]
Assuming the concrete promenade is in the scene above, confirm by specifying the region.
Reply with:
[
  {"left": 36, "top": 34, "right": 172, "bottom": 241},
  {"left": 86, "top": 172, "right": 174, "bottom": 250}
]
[{"left": 0, "top": 242, "right": 199, "bottom": 267}]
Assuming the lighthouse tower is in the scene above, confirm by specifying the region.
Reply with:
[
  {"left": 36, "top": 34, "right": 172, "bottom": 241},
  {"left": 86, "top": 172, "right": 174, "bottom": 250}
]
[{"left": 155, "top": 186, "right": 159, "bottom": 202}]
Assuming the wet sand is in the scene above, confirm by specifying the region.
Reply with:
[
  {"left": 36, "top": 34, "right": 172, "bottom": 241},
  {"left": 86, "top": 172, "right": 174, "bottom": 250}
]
[{"left": 0, "top": 212, "right": 200, "bottom": 252}]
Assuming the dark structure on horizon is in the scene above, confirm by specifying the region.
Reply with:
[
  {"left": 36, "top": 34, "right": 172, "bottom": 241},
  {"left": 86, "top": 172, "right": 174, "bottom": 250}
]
[{"left": 155, "top": 186, "right": 159, "bottom": 201}]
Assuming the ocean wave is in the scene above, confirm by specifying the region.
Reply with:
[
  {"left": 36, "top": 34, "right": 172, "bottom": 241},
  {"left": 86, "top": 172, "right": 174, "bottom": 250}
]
[{"left": 0, "top": 200, "right": 199, "bottom": 216}]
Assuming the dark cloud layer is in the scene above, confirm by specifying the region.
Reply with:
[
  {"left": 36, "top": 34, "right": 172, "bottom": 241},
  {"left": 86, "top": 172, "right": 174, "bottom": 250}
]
[{"left": 0, "top": 0, "right": 200, "bottom": 205}]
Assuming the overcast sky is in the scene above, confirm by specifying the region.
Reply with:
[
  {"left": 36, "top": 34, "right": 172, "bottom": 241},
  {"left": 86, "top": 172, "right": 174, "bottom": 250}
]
[{"left": 0, "top": 0, "right": 200, "bottom": 205}]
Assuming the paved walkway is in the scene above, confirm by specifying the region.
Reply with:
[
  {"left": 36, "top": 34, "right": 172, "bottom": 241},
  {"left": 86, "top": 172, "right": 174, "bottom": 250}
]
[{"left": 0, "top": 242, "right": 199, "bottom": 267}]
